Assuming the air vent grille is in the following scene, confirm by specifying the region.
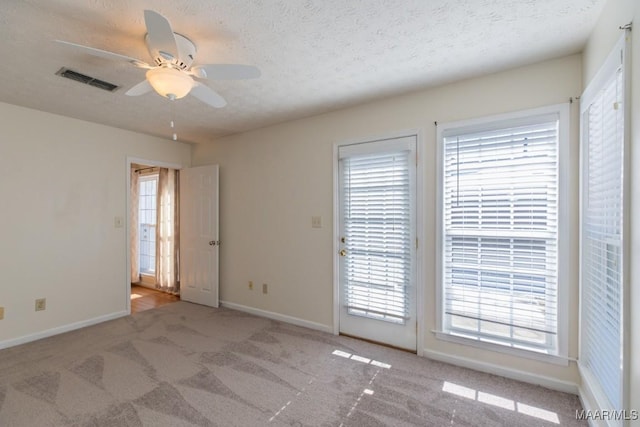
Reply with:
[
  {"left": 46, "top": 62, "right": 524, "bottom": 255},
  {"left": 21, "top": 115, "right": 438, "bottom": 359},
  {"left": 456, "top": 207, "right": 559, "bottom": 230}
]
[{"left": 56, "top": 67, "right": 119, "bottom": 92}]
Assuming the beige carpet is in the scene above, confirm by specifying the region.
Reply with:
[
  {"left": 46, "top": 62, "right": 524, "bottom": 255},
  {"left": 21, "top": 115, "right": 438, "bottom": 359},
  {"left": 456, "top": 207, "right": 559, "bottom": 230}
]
[{"left": 0, "top": 302, "right": 585, "bottom": 426}]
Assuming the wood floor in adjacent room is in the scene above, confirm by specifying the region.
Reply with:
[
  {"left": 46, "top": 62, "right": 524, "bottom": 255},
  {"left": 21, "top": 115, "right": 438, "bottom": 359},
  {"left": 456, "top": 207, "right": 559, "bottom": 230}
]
[{"left": 130, "top": 284, "right": 179, "bottom": 314}]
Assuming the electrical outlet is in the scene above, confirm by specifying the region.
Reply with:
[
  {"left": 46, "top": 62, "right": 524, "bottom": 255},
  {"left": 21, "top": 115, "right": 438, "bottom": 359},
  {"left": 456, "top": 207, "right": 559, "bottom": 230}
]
[
  {"left": 249, "top": 281, "right": 253, "bottom": 290},
  {"left": 0, "top": 307, "right": 4, "bottom": 320},
  {"left": 311, "top": 216, "right": 322, "bottom": 228},
  {"left": 262, "top": 283, "right": 268, "bottom": 294},
  {"left": 35, "top": 298, "right": 46, "bottom": 311}
]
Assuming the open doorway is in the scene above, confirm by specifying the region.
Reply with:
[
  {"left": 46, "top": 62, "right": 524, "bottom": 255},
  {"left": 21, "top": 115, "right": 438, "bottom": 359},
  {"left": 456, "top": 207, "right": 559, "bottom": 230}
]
[{"left": 129, "top": 160, "right": 181, "bottom": 314}]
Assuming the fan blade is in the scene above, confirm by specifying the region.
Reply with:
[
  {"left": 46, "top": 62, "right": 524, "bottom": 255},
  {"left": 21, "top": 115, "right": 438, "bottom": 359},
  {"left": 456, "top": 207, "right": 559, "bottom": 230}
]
[
  {"left": 144, "top": 10, "right": 179, "bottom": 62},
  {"left": 190, "top": 82, "right": 227, "bottom": 108},
  {"left": 55, "top": 40, "right": 151, "bottom": 68},
  {"left": 191, "top": 64, "right": 261, "bottom": 80},
  {"left": 125, "top": 79, "right": 153, "bottom": 96}
]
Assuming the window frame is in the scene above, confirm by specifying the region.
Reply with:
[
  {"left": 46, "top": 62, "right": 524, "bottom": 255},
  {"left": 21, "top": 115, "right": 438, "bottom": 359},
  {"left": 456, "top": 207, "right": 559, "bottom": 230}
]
[
  {"left": 578, "top": 33, "right": 630, "bottom": 415},
  {"left": 435, "top": 103, "right": 570, "bottom": 365}
]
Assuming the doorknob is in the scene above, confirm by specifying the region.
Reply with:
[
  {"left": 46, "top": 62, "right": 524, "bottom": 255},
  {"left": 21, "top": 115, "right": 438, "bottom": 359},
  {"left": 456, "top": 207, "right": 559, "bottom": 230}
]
[
  {"left": 209, "top": 240, "right": 220, "bottom": 246},
  {"left": 339, "top": 249, "right": 347, "bottom": 257}
]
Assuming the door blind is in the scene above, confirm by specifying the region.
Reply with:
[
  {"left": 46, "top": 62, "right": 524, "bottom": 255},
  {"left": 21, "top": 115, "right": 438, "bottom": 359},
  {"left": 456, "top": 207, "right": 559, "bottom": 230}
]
[
  {"left": 340, "top": 147, "right": 413, "bottom": 324},
  {"left": 442, "top": 115, "right": 559, "bottom": 352},
  {"left": 580, "top": 66, "right": 624, "bottom": 410}
]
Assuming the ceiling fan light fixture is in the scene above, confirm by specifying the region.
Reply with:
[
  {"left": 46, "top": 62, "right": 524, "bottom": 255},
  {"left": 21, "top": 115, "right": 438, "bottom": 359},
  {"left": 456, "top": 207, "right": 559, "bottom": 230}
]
[{"left": 146, "top": 67, "right": 193, "bottom": 99}]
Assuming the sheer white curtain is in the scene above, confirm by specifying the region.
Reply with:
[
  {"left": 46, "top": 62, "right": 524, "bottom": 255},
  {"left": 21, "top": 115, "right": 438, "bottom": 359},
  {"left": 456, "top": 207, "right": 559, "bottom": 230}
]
[
  {"left": 130, "top": 166, "right": 140, "bottom": 284},
  {"left": 156, "top": 168, "right": 180, "bottom": 293}
]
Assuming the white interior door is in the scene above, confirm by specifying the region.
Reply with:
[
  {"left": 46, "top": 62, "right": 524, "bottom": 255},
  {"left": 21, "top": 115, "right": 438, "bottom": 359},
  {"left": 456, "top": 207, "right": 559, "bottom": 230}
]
[
  {"left": 180, "top": 164, "right": 219, "bottom": 307},
  {"left": 338, "top": 136, "right": 417, "bottom": 351}
]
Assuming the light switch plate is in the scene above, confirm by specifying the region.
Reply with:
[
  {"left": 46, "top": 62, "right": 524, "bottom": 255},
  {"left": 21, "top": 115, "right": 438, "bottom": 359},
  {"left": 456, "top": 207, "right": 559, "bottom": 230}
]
[{"left": 114, "top": 216, "right": 124, "bottom": 228}]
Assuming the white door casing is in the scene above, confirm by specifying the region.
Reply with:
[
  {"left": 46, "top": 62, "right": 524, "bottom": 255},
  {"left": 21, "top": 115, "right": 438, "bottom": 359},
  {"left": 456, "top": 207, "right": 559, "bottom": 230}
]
[
  {"left": 337, "top": 136, "right": 417, "bottom": 351},
  {"left": 180, "top": 164, "right": 219, "bottom": 307}
]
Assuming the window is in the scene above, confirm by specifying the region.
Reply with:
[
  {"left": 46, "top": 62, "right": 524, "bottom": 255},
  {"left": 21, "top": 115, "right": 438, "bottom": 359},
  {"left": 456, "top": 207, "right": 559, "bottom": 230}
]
[
  {"left": 437, "top": 104, "right": 568, "bottom": 357},
  {"left": 139, "top": 174, "right": 158, "bottom": 275},
  {"left": 579, "top": 34, "right": 628, "bottom": 413}
]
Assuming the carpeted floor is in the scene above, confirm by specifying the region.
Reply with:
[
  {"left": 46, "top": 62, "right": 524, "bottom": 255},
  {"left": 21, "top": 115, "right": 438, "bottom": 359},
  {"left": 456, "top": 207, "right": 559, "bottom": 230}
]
[{"left": 0, "top": 302, "right": 586, "bottom": 426}]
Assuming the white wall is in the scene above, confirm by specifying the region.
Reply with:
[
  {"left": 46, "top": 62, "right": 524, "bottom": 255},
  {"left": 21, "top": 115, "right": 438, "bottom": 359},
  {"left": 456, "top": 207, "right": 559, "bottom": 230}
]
[
  {"left": 0, "top": 102, "right": 190, "bottom": 346},
  {"left": 192, "top": 53, "right": 583, "bottom": 387},
  {"left": 583, "top": 0, "right": 640, "bottom": 420}
]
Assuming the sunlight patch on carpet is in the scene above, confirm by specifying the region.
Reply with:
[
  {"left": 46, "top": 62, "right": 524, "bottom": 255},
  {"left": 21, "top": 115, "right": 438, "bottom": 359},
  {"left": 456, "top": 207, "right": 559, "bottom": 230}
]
[
  {"left": 442, "top": 381, "right": 560, "bottom": 424},
  {"left": 332, "top": 349, "right": 391, "bottom": 369}
]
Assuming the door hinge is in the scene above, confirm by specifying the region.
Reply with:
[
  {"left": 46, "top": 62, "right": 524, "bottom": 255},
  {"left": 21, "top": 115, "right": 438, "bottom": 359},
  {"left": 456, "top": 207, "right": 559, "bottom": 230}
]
[{"left": 416, "top": 237, "right": 418, "bottom": 249}]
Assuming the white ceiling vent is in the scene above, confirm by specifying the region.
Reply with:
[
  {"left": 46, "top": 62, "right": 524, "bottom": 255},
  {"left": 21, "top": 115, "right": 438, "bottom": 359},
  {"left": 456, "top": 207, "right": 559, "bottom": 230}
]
[{"left": 56, "top": 67, "right": 119, "bottom": 92}]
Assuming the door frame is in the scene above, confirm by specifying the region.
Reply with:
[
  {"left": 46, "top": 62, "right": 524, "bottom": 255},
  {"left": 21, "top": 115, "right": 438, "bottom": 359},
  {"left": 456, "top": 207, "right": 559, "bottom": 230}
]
[
  {"left": 332, "top": 129, "right": 425, "bottom": 355},
  {"left": 125, "top": 156, "right": 184, "bottom": 314}
]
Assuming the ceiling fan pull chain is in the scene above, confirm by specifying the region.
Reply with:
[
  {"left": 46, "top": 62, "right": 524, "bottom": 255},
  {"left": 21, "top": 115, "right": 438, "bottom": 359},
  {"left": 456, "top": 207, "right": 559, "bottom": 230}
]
[{"left": 170, "top": 99, "right": 178, "bottom": 141}]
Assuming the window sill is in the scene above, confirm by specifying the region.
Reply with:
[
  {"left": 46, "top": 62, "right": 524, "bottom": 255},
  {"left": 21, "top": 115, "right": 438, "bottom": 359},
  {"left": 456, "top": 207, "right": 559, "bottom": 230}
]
[{"left": 434, "top": 330, "right": 570, "bottom": 367}]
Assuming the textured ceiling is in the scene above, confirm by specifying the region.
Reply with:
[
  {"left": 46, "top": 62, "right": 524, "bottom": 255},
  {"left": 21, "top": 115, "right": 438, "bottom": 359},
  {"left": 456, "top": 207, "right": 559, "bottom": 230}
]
[{"left": 0, "top": 0, "right": 606, "bottom": 144}]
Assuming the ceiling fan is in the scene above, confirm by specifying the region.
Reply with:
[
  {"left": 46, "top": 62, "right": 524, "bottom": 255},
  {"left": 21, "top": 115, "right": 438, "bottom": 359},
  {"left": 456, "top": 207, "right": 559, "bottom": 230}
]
[{"left": 56, "top": 9, "right": 260, "bottom": 108}]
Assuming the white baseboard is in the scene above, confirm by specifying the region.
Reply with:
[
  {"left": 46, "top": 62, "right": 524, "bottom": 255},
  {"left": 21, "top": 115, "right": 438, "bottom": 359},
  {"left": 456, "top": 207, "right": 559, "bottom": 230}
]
[
  {"left": 422, "top": 348, "right": 579, "bottom": 395},
  {"left": 219, "top": 300, "right": 333, "bottom": 334},
  {"left": 0, "top": 310, "right": 129, "bottom": 351},
  {"left": 577, "top": 385, "right": 600, "bottom": 427}
]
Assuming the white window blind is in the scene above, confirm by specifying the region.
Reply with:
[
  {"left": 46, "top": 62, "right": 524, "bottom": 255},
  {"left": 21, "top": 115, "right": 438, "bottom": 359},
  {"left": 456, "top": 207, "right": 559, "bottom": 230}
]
[
  {"left": 580, "top": 45, "right": 625, "bottom": 411},
  {"left": 340, "top": 144, "right": 414, "bottom": 324},
  {"left": 441, "top": 113, "right": 560, "bottom": 353}
]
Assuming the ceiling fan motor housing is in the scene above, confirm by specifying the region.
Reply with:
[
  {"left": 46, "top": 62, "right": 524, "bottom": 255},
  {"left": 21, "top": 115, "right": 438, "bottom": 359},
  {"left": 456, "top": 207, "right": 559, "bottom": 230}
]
[{"left": 146, "top": 33, "right": 196, "bottom": 70}]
